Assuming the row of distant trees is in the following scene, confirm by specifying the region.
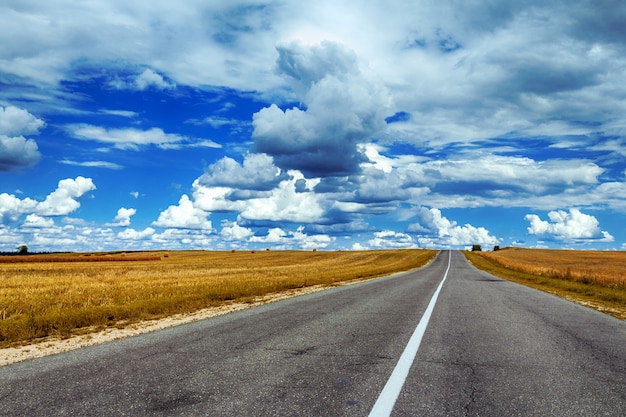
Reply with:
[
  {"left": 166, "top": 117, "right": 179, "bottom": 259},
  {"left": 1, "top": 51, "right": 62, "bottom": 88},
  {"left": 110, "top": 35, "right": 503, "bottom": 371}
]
[
  {"left": 471, "top": 245, "right": 500, "bottom": 252},
  {"left": 0, "top": 245, "right": 29, "bottom": 256}
]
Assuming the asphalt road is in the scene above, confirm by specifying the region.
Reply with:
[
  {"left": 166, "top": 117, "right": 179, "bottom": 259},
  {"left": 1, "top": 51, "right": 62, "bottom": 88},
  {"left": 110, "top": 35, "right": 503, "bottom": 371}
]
[{"left": 1, "top": 251, "right": 624, "bottom": 416}]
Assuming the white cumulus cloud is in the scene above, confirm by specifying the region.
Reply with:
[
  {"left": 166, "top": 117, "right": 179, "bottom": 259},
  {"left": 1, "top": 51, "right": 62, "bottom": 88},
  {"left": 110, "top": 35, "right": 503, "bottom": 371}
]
[
  {"left": 36, "top": 176, "right": 96, "bottom": 216},
  {"left": 238, "top": 172, "right": 326, "bottom": 224},
  {"left": 22, "top": 214, "right": 55, "bottom": 228},
  {"left": 409, "top": 207, "right": 499, "bottom": 248},
  {"left": 198, "top": 153, "right": 286, "bottom": 190},
  {"left": 107, "top": 207, "right": 136, "bottom": 227},
  {"left": 249, "top": 225, "right": 333, "bottom": 250},
  {"left": 0, "top": 105, "right": 45, "bottom": 136},
  {"left": 117, "top": 227, "right": 156, "bottom": 240},
  {"left": 0, "top": 193, "right": 38, "bottom": 224},
  {"left": 0, "top": 105, "right": 44, "bottom": 171},
  {"left": 220, "top": 220, "right": 253, "bottom": 241},
  {"left": 0, "top": 135, "right": 42, "bottom": 171},
  {"left": 368, "top": 230, "right": 417, "bottom": 249},
  {"left": 152, "top": 195, "right": 213, "bottom": 230},
  {"left": 525, "top": 208, "right": 614, "bottom": 242},
  {"left": 192, "top": 184, "right": 245, "bottom": 213}
]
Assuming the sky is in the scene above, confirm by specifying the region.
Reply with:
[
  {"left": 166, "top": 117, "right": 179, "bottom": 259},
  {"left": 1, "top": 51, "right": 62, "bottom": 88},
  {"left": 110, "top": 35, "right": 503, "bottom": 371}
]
[{"left": 1, "top": 0, "right": 625, "bottom": 252}]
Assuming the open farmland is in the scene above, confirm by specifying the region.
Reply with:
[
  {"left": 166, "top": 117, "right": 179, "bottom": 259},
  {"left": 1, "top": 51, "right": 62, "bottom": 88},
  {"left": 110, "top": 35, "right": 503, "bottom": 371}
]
[
  {"left": 0, "top": 249, "right": 436, "bottom": 347},
  {"left": 464, "top": 247, "right": 626, "bottom": 319}
]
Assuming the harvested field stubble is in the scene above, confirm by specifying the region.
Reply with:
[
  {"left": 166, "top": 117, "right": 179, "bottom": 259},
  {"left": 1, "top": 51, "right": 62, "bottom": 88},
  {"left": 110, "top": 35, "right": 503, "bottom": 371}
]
[
  {"left": 476, "top": 247, "right": 626, "bottom": 289},
  {"left": 464, "top": 248, "right": 626, "bottom": 320},
  {"left": 0, "top": 253, "right": 162, "bottom": 263},
  {"left": 0, "top": 249, "right": 436, "bottom": 347}
]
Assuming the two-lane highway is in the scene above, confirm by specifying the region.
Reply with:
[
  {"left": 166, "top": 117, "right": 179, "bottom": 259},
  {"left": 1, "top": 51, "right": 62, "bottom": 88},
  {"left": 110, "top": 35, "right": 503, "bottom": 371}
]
[{"left": 1, "top": 251, "right": 625, "bottom": 416}]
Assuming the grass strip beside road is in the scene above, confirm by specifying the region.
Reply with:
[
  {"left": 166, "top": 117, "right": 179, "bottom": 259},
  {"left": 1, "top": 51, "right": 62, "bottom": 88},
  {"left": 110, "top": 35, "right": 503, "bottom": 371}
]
[
  {"left": 463, "top": 249, "right": 626, "bottom": 320},
  {"left": 0, "top": 249, "right": 437, "bottom": 347}
]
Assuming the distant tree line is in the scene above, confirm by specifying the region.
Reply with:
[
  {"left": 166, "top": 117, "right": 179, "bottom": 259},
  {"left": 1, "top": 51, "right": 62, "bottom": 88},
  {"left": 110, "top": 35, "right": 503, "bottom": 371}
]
[
  {"left": 471, "top": 245, "right": 501, "bottom": 252},
  {"left": 0, "top": 245, "right": 66, "bottom": 256},
  {"left": 0, "top": 251, "right": 69, "bottom": 256}
]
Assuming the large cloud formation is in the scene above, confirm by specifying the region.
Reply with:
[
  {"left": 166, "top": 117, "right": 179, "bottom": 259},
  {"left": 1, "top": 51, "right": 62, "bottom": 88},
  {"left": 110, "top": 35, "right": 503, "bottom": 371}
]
[
  {"left": 197, "top": 153, "right": 287, "bottom": 191},
  {"left": 1, "top": 1, "right": 625, "bottom": 251},
  {"left": 152, "top": 195, "right": 213, "bottom": 230},
  {"left": 36, "top": 176, "right": 96, "bottom": 216},
  {"left": 252, "top": 41, "right": 390, "bottom": 177},
  {"left": 409, "top": 207, "right": 500, "bottom": 248},
  {"left": 525, "top": 209, "right": 614, "bottom": 242},
  {"left": 0, "top": 176, "right": 94, "bottom": 224},
  {"left": 0, "top": 105, "right": 43, "bottom": 171}
]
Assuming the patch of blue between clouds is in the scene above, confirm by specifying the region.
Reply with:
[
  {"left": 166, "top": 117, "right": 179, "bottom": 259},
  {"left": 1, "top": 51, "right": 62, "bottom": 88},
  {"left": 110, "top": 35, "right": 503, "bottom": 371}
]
[{"left": 385, "top": 111, "right": 411, "bottom": 124}]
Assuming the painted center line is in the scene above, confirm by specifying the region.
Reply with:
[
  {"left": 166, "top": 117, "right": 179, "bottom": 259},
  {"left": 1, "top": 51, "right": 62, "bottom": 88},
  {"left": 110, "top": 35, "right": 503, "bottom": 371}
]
[{"left": 368, "top": 250, "right": 452, "bottom": 417}]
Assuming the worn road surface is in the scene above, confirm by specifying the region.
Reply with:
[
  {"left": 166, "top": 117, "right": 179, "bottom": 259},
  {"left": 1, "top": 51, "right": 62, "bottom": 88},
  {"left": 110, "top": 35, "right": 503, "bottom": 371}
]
[{"left": 1, "top": 251, "right": 625, "bottom": 416}]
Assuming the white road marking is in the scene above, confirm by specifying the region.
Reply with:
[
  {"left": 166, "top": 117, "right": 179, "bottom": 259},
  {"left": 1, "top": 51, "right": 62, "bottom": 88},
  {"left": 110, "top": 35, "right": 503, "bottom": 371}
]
[{"left": 368, "top": 250, "right": 451, "bottom": 417}]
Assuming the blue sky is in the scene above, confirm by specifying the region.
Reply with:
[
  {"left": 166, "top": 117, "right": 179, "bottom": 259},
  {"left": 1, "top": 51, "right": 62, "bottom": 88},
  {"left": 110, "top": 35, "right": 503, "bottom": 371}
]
[{"left": 1, "top": 1, "right": 625, "bottom": 252}]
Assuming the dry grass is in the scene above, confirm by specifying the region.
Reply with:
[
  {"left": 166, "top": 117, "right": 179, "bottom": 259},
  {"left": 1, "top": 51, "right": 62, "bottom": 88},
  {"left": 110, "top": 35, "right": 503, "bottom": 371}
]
[
  {"left": 0, "top": 249, "right": 436, "bottom": 347},
  {"left": 0, "top": 252, "right": 162, "bottom": 263},
  {"left": 464, "top": 248, "right": 626, "bottom": 320},
  {"left": 477, "top": 247, "right": 626, "bottom": 288}
]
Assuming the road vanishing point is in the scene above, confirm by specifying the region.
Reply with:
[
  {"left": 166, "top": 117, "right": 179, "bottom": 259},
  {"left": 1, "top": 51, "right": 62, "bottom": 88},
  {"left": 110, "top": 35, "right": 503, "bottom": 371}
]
[{"left": 1, "top": 251, "right": 625, "bottom": 416}]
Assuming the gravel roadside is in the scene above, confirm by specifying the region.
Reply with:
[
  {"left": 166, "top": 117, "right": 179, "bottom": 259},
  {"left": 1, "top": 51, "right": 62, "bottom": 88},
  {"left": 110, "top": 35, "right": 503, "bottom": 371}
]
[{"left": 1, "top": 284, "right": 331, "bottom": 366}]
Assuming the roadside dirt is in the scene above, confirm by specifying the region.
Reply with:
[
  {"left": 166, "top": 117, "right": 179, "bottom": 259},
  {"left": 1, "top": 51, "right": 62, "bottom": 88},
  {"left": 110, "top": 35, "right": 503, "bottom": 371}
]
[{"left": 1, "top": 284, "right": 333, "bottom": 367}]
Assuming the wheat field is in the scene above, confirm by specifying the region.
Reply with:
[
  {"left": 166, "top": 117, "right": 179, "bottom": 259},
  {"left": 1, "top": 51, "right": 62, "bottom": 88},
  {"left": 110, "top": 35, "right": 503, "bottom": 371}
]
[
  {"left": 466, "top": 247, "right": 626, "bottom": 320},
  {"left": 477, "top": 247, "right": 626, "bottom": 289},
  {"left": 0, "top": 249, "right": 436, "bottom": 347}
]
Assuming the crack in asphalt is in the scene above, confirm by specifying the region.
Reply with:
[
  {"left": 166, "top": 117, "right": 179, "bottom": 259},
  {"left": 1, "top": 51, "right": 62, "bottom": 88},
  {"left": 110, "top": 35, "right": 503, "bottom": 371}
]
[
  {"left": 287, "top": 346, "right": 318, "bottom": 356},
  {"left": 443, "top": 343, "right": 479, "bottom": 417},
  {"left": 461, "top": 362, "right": 478, "bottom": 417}
]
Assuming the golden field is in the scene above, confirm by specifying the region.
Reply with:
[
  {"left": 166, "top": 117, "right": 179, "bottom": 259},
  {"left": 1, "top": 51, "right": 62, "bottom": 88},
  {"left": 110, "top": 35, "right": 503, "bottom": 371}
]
[
  {"left": 475, "top": 247, "right": 626, "bottom": 288},
  {"left": 465, "top": 248, "right": 626, "bottom": 319},
  {"left": 0, "top": 249, "right": 436, "bottom": 347}
]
